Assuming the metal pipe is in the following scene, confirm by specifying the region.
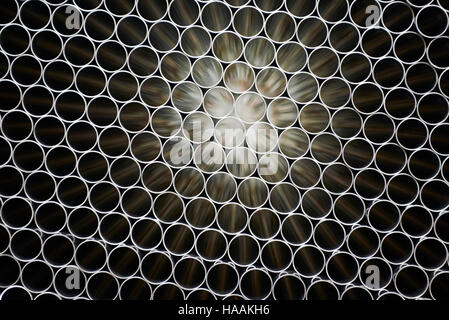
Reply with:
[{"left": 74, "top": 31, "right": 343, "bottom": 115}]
[
  {"left": 67, "top": 206, "right": 99, "bottom": 239},
  {"left": 0, "top": 286, "right": 32, "bottom": 300},
  {"left": 0, "top": 254, "right": 21, "bottom": 288},
  {"left": 140, "top": 251, "right": 173, "bottom": 284},
  {"left": 306, "top": 280, "right": 340, "bottom": 300},
  {"left": 374, "top": 143, "right": 407, "bottom": 175},
  {"left": 333, "top": 193, "right": 365, "bottom": 225},
  {"left": 359, "top": 257, "right": 392, "bottom": 291},
  {"left": 86, "top": 96, "right": 117, "bottom": 127},
  {"left": 430, "top": 124, "right": 449, "bottom": 155},
  {"left": 406, "top": 63, "right": 437, "bottom": 94},
  {"left": 287, "top": 72, "right": 319, "bottom": 103},
  {"left": 382, "top": 2, "right": 414, "bottom": 33},
  {"left": 192, "top": 57, "right": 223, "bottom": 89},
  {"left": 232, "top": 6, "right": 263, "bottom": 38},
  {"left": 313, "top": 219, "right": 346, "bottom": 251},
  {"left": 173, "top": 256, "right": 206, "bottom": 290},
  {"left": 269, "top": 182, "right": 300, "bottom": 214},
  {"left": 329, "top": 22, "right": 360, "bottom": 53},
  {"left": 217, "top": 202, "right": 248, "bottom": 234},
  {"left": 278, "top": 128, "right": 309, "bottom": 159},
  {"left": 310, "top": 133, "right": 342, "bottom": 164},
  {"left": 296, "top": 17, "right": 328, "bottom": 48},
  {"left": 226, "top": 147, "right": 258, "bottom": 178},
  {"left": 131, "top": 218, "right": 162, "bottom": 250},
  {"left": 347, "top": 225, "right": 380, "bottom": 258},
  {"left": 256, "top": 67, "right": 287, "bottom": 98},
  {"left": 260, "top": 240, "right": 293, "bottom": 272},
  {"left": 139, "top": 76, "right": 170, "bottom": 107},
  {"left": 293, "top": 245, "right": 325, "bottom": 278},
  {"left": 66, "top": 121, "right": 97, "bottom": 152},
  {"left": 203, "top": 87, "right": 234, "bottom": 119},
  {"left": 394, "top": 265, "right": 429, "bottom": 299},
  {"left": 386, "top": 174, "right": 419, "bottom": 206},
  {"left": 42, "top": 234, "right": 74, "bottom": 267},
  {"left": 354, "top": 168, "right": 386, "bottom": 200},
  {"left": 352, "top": 82, "right": 383, "bottom": 114},
  {"left": 160, "top": 51, "right": 190, "bottom": 83},
  {"left": 153, "top": 192, "right": 184, "bottom": 223},
  {"left": 195, "top": 229, "right": 227, "bottom": 261},
  {"left": 206, "top": 262, "right": 239, "bottom": 296},
  {"left": 25, "top": 170, "right": 56, "bottom": 203},
  {"left": 416, "top": 5, "right": 448, "bottom": 38},
  {"left": 341, "top": 286, "right": 373, "bottom": 300},
  {"left": 237, "top": 177, "right": 269, "bottom": 208},
  {"left": 282, "top": 214, "right": 312, "bottom": 246},
  {"left": 127, "top": 46, "right": 159, "bottom": 77},
  {"left": 75, "top": 239, "right": 107, "bottom": 272},
  {"left": 239, "top": 268, "right": 272, "bottom": 300},
  {"left": 183, "top": 112, "right": 214, "bottom": 143},
  {"left": 414, "top": 237, "right": 448, "bottom": 271},
  {"left": 2, "top": 110, "right": 33, "bottom": 142},
  {"left": 1, "top": 197, "right": 33, "bottom": 230},
  {"left": 268, "top": 98, "right": 299, "bottom": 129},
  {"left": 368, "top": 200, "right": 401, "bottom": 233},
  {"left": 119, "top": 277, "right": 152, "bottom": 300},
  {"left": 331, "top": 108, "right": 362, "bottom": 139},
  {"left": 187, "top": 289, "right": 217, "bottom": 301},
  {"left": 228, "top": 234, "right": 260, "bottom": 266},
  {"left": 201, "top": 1, "right": 232, "bottom": 32},
  {"left": 20, "top": 260, "right": 54, "bottom": 293},
  {"left": 181, "top": 26, "right": 211, "bottom": 58},
  {"left": 107, "top": 245, "right": 140, "bottom": 278},
  {"left": 417, "top": 93, "right": 449, "bottom": 125},
  {"left": 223, "top": 62, "right": 255, "bottom": 93},
  {"left": 361, "top": 27, "right": 392, "bottom": 58},
  {"left": 420, "top": 179, "right": 449, "bottom": 211},
  {"left": 309, "top": 47, "right": 339, "bottom": 79},
  {"left": 130, "top": 132, "right": 161, "bottom": 163},
  {"left": 77, "top": 151, "right": 108, "bottom": 182},
  {"left": 10, "top": 228, "right": 42, "bottom": 262},
  {"left": 23, "top": 85, "right": 53, "bottom": 116},
  {"left": 109, "top": 156, "right": 141, "bottom": 187},
  {"left": 153, "top": 283, "right": 185, "bottom": 300},
  {"left": 326, "top": 251, "right": 359, "bottom": 285},
  {"left": 321, "top": 163, "right": 353, "bottom": 194},
  {"left": 86, "top": 271, "right": 119, "bottom": 300},
  {"left": 142, "top": 162, "right": 173, "bottom": 193},
  {"left": 57, "top": 176, "right": 88, "bottom": 208},
  {"left": 289, "top": 158, "right": 321, "bottom": 189},
  {"left": 276, "top": 42, "right": 307, "bottom": 73},
  {"left": 394, "top": 32, "right": 425, "bottom": 64},
  {"left": 258, "top": 153, "right": 289, "bottom": 184},
  {"left": 212, "top": 31, "right": 244, "bottom": 63},
  {"left": 205, "top": 172, "right": 237, "bottom": 203},
  {"left": 244, "top": 37, "right": 275, "bottom": 68},
  {"left": 249, "top": 209, "right": 281, "bottom": 240},
  {"left": 0, "top": 224, "right": 9, "bottom": 254},
  {"left": 120, "top": 187, "right": 153, "bottom": 218},
  {"left": 107, "top": 72, "right": 139, "bottom": 102},
  {"left": 401, "top": 205, "right": 433, "bottom": 238},
  {"left": 380, "top": 231, "right": 414, "bottom": 265},
  {"left": 99, "top": 212, "right": 131, "bottom": 244},
  {"left": 162, "top": 223, "right": 195, "bottom": 256},
  {"left": 384, "top": 87, "right": 416, "bottom": 119},
  {"left": 302, "top": 188, "right": 333, "bottom": 219},
  {"left": 430, "top": 271, "right": 449, "bottom": 299},
  {"left": 184, "top": 197, "right": 216, "bottom": 229},
  {"left": 272, "top": 274, "right": 306, "bottom": 300}
]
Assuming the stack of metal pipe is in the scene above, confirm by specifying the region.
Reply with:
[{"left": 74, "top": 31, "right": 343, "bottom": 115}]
[{"left": 0, "top": 0, "right": 449, "bottom": 300}]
